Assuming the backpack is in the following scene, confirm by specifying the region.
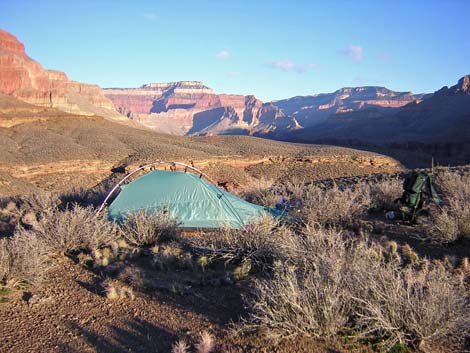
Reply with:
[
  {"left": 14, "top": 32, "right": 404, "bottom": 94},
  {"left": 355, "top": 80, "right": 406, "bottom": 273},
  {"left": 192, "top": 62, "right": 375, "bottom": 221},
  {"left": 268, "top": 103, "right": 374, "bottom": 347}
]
[{"left": 399, "top": 171, "right": 440, "bottom": 222}]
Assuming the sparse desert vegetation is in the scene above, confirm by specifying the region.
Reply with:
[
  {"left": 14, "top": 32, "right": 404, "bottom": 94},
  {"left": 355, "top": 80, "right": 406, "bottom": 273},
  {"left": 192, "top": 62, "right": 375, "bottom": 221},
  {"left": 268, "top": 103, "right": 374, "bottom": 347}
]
[{"left": 1, "top": 168, "right": 469, "bottom": 352}]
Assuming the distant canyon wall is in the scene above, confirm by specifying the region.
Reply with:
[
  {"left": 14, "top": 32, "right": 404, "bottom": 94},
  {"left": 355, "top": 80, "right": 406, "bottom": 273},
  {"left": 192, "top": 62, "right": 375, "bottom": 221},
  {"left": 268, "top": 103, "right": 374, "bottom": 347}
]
[
  {"left": 104, "top": 82, "right": 300, "bottom": 136},
  {"left": 0, "top": 29, "right": 121, "bottom": 118}
]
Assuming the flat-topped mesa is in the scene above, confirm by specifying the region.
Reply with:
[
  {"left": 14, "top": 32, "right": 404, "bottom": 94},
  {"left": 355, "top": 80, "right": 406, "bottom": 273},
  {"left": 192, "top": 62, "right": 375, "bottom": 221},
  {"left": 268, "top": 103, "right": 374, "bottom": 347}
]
[
  {"left": 0, "top": 29, "right": 120, "bottom": 118},
  {"left": 139, "top": 81, "right": 214, "bottom": 95}
]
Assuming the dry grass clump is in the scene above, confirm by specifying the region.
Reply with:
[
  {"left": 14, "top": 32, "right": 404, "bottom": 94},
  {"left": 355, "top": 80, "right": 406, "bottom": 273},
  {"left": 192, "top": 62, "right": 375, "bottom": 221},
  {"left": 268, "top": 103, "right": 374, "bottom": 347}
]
[
  {"left": 432, "top": 171, "right": 470, "bottom": 243},
  {"left": 368, "top": 178, "right": 403, "bottom": 212},
  {"left": 172, "top": 339, "right": 190, "bottom": 353},
  {"left": 103, "top": 279, "right": 135, "bottom": 300},
  {"left": 353, "top": 258, "right": 470, "bottom": 351},
  {"left": 187, "top": 217, "right": 298, "bottom": 270},
  {"left": 238, "top": 177, "right": 278, "bottom": 208},
  {"left": 242, "top": 227, "right": 360, "bottom": 338},
  {"left": 0, "top": 229, "right": 49, "bottom": 288},
  {"left": 120, "top": 209, "right": 180, "bottom": 247},
  {"left": 171, "top": 331, "right": 215, "bottom": 353},
  {"left": 195, "top": 331, "right": 215, "bottom": 353},
  {"left": 241, "top": 226, "right": 470, "bottom": 351},
  {"left": 287, "top": 181, "right": 371, "bottom": 226},
  {"left": 33, "top": 205, "right": 119, "bottom": 254},
  {"left": 152, "top": 243, "right": 193, "bottom": 271}
]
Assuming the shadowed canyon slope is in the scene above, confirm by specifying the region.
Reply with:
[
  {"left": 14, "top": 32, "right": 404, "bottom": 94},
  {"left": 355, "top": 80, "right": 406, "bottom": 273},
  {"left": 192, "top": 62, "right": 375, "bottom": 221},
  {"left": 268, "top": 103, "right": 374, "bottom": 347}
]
[
  {"left": 291, "top": 75, "right": 470, "bottom": 144},
  {"left": 0, "top": 29, "right": 125, "bottom": 121}
]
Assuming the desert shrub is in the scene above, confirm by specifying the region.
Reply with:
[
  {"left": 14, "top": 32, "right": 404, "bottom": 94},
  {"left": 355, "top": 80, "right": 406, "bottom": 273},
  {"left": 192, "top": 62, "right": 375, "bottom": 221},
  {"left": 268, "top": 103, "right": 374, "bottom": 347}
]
[
  {"left": 0, "top": 229, "right": 50, "bottom": 287},
  {"left": 33, "top": 205, "right": 119, "bottom": 254},
  {"left": 242, "top": 226, "right": 364, "bottom": 338},
  {"left": 239, "top": 178, "right": 278, "bottom": 208},
  {"left": 368, "top": 178, "right": 403, "bottom": 212},
  {"left": 19, "top": 191, "right": 61, "bottom": 213},
  {"left": 353, "top": 259, "right": 470, "bottom": 351},
  {"left": 0, "top": 238, "right": 9, "bottom": 284},
  {"left": 120, "top": 209, "right": 180, "bottom": 247},
  {"left": 241, "top": 225, "right": 470, "bottom": 350},
  {"left": 187, "top": 217, "right": 297, "bottom": 270},
  {"left": 431, "top": 208, "right": 460, "bottom": 243},
  {"left": 432, "top": 171, "right": 470, "bottom": 243},
  {"left": 287, "top": 181, "right": 371, "bottom": 226}
]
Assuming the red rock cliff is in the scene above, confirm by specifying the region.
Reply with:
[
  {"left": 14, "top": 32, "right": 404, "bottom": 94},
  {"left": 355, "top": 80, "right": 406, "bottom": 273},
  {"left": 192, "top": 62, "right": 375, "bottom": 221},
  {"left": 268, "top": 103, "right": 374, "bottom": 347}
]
[
  {"left": 103, "top": 82, "right": 289, "bottom": 135},
  {"left": 0, "top": 29, "right": 120, "bottom": 117}
]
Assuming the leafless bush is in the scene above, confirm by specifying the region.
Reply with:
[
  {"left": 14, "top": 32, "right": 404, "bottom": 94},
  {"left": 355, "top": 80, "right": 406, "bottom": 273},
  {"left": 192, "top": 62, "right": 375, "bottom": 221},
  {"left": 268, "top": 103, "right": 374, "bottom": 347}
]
[
  {"left": 241, "top": 225, "right": 470, "bottom": 350},
  {"left": 353, "top": 259, "right": 470, "bottom": 350},
  {"left": 241, "top": 227, "right": 362, "bottom": 338},
  {"left": 239, "top": 178, "right": 278, "bottom": 208},
  {"left": 0, "top": 229, "right": 50, "bottom": 287},
  {"left": 33, "top": 205, "right": 120, "bottom": 254},
  {"left": 20, "top": 191, "right": 61, "bottom": 213},
  {"left": 187, "top": 217, "right": 298, "bottom": 270},
  {"left": 0, "top": 238, "right": 9, "bottom": 284},
  {"left": 432, "top": 171, "right": 470, "bottom": 243},
  {"left": 120, "top": 209, "right": 180, "bottom": 247},
  {"left": 431, "top": 208, "right": 460, "bottom": 243},
  {"left": 287, "top": 181, "right": 371, "bottom": 226},
  {"left": 368, "top": 178, "right": 403, "bottom": 211}
]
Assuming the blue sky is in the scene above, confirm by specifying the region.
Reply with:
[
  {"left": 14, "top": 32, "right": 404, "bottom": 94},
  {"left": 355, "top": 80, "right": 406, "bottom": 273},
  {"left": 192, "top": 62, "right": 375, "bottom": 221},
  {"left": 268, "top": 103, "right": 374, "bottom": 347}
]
[{"left": 1, "top": 0, "right": 469, "bottom": 101}]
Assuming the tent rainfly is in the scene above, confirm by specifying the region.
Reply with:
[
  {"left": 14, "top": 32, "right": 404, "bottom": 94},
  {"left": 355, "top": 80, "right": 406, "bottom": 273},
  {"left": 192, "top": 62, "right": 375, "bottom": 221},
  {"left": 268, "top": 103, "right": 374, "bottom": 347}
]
[{"left": 106, "top": 169, "right": 279, "bottom": 229}]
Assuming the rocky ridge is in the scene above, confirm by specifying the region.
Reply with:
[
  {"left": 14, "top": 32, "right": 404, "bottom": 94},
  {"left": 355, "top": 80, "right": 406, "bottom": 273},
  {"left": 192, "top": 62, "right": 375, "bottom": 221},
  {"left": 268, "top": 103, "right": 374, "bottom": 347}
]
[
  {"left": 272, "top": 86, "right": 425, "bottom": 128},
  {"left": 291, "top": 75, "right": 470, "bottom": 145}
]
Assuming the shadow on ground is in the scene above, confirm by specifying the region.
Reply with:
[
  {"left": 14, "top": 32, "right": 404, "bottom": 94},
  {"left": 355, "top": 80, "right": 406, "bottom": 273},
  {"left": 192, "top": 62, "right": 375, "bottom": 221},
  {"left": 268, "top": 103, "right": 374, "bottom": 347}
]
[{"left": 58, "top": 318, "right": 178, "bottom": 353}]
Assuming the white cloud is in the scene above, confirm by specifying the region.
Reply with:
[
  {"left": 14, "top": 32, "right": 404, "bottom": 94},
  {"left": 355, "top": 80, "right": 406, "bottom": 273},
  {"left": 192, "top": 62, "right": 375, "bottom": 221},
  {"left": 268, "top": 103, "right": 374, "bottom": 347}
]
[
  {"left": 143, "top": 12, "right": 158, "bottom": 21},
  {"left": 216, "top": 50, "right": 230, "bottom": 60},
  {"left": 270, "top": 60, "right": 295, "bottom": 71},
  {"left": 270, "top": 60, "right": 318, "bottom": 74},
  {"left": 343, "top": 45, "right": 363, "bottom": 63}
]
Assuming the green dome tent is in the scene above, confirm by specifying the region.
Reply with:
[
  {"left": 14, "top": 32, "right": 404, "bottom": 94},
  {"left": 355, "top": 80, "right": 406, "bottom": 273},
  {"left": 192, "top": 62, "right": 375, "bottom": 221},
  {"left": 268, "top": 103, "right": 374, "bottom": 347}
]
[{"left": 104, "top": 167, "right": 280, "bottom": 230}]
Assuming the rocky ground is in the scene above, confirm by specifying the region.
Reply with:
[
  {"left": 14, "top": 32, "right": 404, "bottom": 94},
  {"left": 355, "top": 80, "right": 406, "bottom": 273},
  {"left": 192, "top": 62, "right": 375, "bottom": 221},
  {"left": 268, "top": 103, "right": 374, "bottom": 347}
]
[{"left": 0, "top": 250, "right": 370, "bottom": 353}]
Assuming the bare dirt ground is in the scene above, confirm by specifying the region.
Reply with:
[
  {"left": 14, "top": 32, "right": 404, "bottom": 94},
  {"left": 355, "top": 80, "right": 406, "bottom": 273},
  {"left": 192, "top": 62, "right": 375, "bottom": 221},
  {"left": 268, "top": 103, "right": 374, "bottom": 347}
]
[{"left": 0, "top": 255, "right": 371, "bottom": 353}]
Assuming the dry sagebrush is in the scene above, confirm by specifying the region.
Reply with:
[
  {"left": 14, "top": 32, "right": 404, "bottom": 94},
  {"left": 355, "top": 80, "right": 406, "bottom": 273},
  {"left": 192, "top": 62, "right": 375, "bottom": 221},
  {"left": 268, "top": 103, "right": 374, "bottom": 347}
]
[
  {"left": 33, "top": 205, "right": 120, "bottom": 254},
  {"left": 287, "top": 181, "right": 371, "bottom": 226},
  {"left": 353, "top": 258, "right": 470, "bottom": 350},
  {"left": 0, "top": 229, "right": 50, "bottom": 287},
  {"left": 120, "top": 209, "right": 180, "bottom": 247},
  {"left": 241, "top": 226, "right": 470, "bottom": 350},
  {"left": 432, "top": 171, "right": 470, "bottom": 243},
  {"left": 241, "top": 227, "right": 360, "bottom": 338},
  {"left": 187, "top": 217, "right": 298, "bottom": 270},
  {"left": 368, "top": 178, "right": 403, "bottom": 211}
]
